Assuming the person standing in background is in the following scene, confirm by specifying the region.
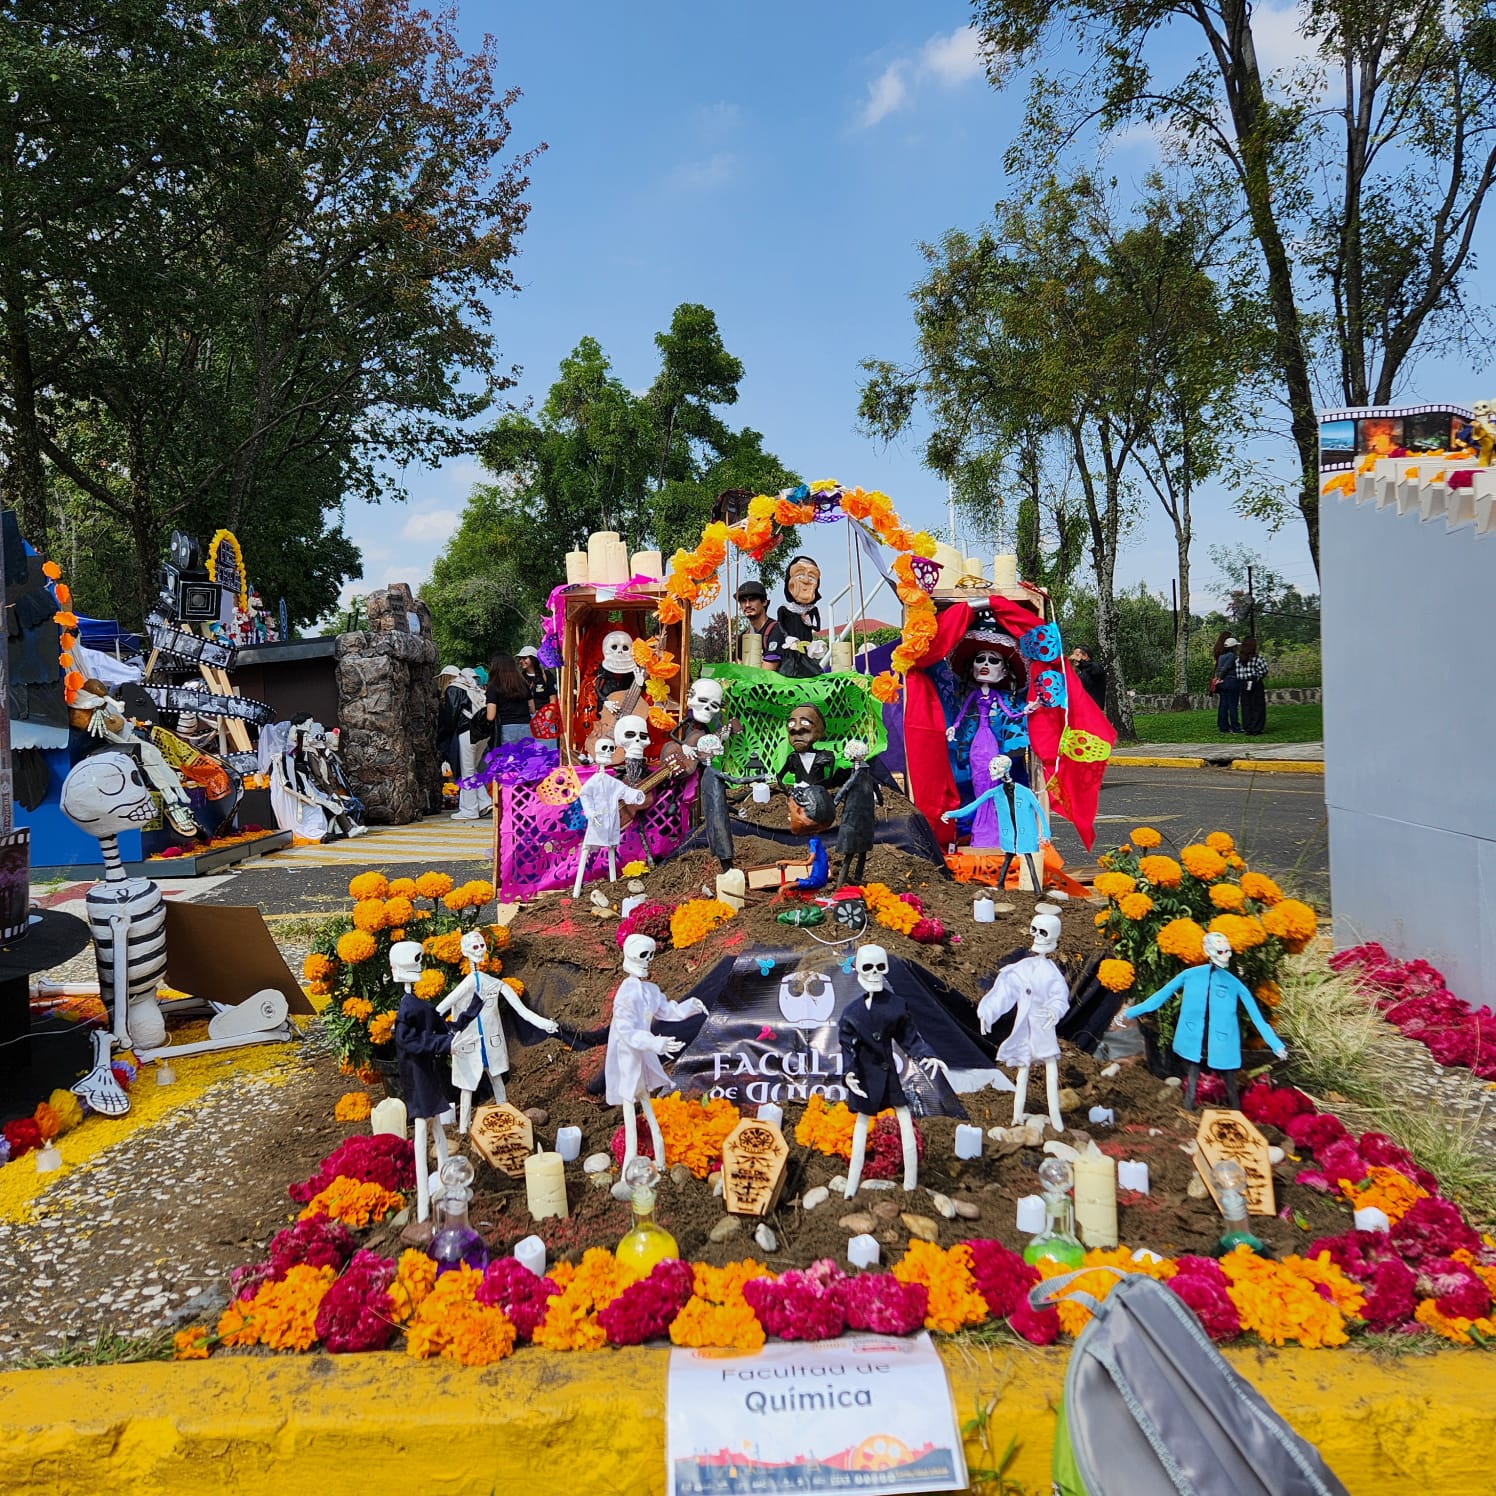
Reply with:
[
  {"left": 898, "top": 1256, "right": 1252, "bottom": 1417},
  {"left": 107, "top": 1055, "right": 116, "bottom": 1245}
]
[
  {"left": 485, "top": 652, "right": 533, "bottom": 756},
  {"left": 442, "top": 667, "right": 489, "bottom": 821},
  {"left": 1068, "top": 644, "right": 1106, "bottom": 710},
  {"left": 1212, "top": 634, "right": 1242, "bottom": 735},
  {"left": 1237, "top": 637, "right": 1268, "bottom": 736}
]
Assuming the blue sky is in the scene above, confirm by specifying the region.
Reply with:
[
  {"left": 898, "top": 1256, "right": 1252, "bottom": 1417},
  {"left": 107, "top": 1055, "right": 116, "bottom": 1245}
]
[{"left": 340, "top": 1, "right": 1488, "bottom": 629}]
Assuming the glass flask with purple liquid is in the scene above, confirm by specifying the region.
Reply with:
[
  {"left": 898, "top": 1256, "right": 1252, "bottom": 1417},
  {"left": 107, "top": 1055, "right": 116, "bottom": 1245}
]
[{"left": 428, "top": 1156, "right": 490, "bottom": 1274}]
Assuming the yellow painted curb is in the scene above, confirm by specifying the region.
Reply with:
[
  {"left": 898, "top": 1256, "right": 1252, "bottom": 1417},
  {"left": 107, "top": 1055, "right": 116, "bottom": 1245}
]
[
  {"left": 0, "top": 1343, "right": 1489, "bottom": 1494},
  {"left": 1230, "top": 759, "right": 1325, "bottom": 775},
  {"left": 1111, "top": 755, "right": 1207, "bottom": 769}
]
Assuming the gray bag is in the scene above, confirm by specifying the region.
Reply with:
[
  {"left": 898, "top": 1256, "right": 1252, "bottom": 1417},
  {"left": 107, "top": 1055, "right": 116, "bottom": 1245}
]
[{"left": 1032, "top": 1269, "right": 1349, "bottom": 1496}]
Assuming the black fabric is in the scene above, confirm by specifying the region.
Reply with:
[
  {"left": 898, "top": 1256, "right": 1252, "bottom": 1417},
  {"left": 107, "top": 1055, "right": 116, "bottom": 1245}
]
[
  {"left": 487, "top": 682, "right": 530, "bottom": 727},
  {"left": 839, "top": 988, "right": 940, "bottom": 1114},
  {"left": 778, "top": 748, "right": 839, "bottom": 788},
  {"left": 394, "top": 989, "right": 455, "bottom": 1118},
  {"left": 436, "top": 683, "right": 473, "bottom": 762},
  {"left": 10, "top": 748, "right": 49, "bottom": 811},
  {"left": 667, "top": 950, "right": 983, "bottom": 1118},
  {"left": 834, "top": 765, "right": 882, "bottom": 856},
  {"left": 1, "top": 512, "right": 28, "bottom": 590},
  {"left": 1075, "top": 658, "right": 1106, "bottom": 709},
  {"left": 774, "top": 647, "right": 824, "bottom": 680},
  {"left": 9, "top": 680, "right": 67, "bottom": 730},
  {"left": 1241, "top": 680, "right": 1267, "bottom": 735},
  {"left": 698, "top": 764, "right": 737, "bottom": 867}
]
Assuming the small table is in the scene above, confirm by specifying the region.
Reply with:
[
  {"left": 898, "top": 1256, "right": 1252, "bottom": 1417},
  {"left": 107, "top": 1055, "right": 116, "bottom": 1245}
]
[{"left": 0, "top": 907, "right": 92, "bottom": 1114}]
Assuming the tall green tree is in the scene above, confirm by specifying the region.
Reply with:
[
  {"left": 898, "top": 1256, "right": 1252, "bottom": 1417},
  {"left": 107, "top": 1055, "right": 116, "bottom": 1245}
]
[{"left": 971, "top": 0, "right": 1496, "bottom": 572}]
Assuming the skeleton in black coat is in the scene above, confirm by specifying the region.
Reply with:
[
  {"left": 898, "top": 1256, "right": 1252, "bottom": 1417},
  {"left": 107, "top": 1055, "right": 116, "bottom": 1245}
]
[
  {"left": 391, "top": 940, "right": 458, "bottom": 1224},
  {"left": 833, "top": 738, "right": 882, "bottom": 887}
]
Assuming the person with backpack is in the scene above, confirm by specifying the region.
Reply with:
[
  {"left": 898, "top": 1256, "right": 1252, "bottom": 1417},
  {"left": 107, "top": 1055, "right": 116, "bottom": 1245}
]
[
  {"left": 1211, "top": 634, "right": 1242, "bottom": 734},
  {"left": 437, "top": 665, "right": 487, "bottom": 821}
]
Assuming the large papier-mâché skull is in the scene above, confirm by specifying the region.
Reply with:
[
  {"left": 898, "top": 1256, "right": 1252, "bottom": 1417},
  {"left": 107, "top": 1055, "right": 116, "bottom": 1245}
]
[{"left": 60, "top": 751, "right": 154, "bottom": 839}]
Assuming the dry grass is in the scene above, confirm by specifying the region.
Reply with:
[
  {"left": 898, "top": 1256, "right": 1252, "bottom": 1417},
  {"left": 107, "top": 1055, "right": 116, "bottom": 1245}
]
[{"left": 1275, "top": 951, "right": 1496, "bottom": 1229}]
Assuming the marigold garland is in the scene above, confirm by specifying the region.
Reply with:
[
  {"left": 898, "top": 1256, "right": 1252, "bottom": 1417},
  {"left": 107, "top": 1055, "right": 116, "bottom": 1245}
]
[
  {"left": 1342, "top": 1165, "right": 1428, "bottom": 1224},
  {"left": 217, "top": 1264, "right": 335, "bottom": 1352},
  {"left": 404, "top": 1264, "right": 519, "bottom": 1366},
  {"left": 670, "top": 1260, "right": 768, "bottom": 1350},
  {"left": 1218, "top": 1246, "right": 1364, "bottom": 1349},
  {"left": 891, "top": 1241, "right": 989, "bottom": 1334},
  {"left": 532, "top": 1248, "right": 628, "bottom": 1351}
]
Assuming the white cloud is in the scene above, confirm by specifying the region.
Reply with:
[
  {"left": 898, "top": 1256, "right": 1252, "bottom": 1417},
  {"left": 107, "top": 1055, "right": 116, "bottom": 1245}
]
[
  {"left": 669, "top": 152, "right": 738, "bottom": 190},
  {"left": 400, "top": 508, "right": 459, "bottom": 542},
  {"left": 919, "top": 25, "right": 984, "bottom": 86},
  {"left": 695, "top": 101, "right": 741, "bottom": 137},
  {"left": 861, "top": 63, "right": 910, "bottom": 127},
  {"left": 859, "top": 26, "right": 985, "bottom": 128},
  {"left": 1251, "top": 0, "right": 1311, "bottom": 74}
]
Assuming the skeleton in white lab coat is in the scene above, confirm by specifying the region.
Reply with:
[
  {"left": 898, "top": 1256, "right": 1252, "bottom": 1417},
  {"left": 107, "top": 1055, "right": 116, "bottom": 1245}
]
[
  {"left": 977, "top": 908, "right": 1070, "bottom": 1132},
  {"left": 605, "top": 935, "right": 707, "bottom": 1172},
  {"left": 437, "top": 929, "right": 560, "bottom": 1132},
  {"left": 571, "top": 743, "right": 647, "bottom": 896}
]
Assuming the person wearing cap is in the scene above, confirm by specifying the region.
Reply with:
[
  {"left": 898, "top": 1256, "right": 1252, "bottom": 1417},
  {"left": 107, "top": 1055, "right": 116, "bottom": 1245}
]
[
  {"left": 515, "top": 645, "right": 554, "bottom": 714},
  {"left": 1211, "top": 633, "right": 1243, "bottom": 734},
  {"left": 735, "top": 578, "right": 786, "bottom": 671}
]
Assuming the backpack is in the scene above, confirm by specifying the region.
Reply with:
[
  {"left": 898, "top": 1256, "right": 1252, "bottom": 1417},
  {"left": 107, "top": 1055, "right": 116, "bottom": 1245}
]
[{"left": 1032, "top": 1269, "right": 1349, "bottom": 1496}]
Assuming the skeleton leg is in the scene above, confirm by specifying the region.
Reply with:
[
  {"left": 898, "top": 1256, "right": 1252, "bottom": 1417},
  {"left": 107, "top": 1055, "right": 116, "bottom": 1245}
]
[
  {"left": 621, "top": 1099, "right": 639, "bottom": 1173},
  {"left": 996, "top": 853, "right": 1015, "bottom": 889},
  {"left": 414, "top": 1116, "right": 432, "bottom": 1221},
  {"left": 108, "top": 912, "right": 133, "bottom": 1048},
  {"left": 489, "top": 1065, "right": 507, "bottom": 1106},
  {"left": 1043, "top": 1059, "right": 1062, "bottom": 1133},
  {"left": 1012, "top": 1065, "right": 1031, "bottom": 1125},
  {"left": 1222, "top": 1068, "right": 1240, "bottom": 1110},
  {"left": 640, "top": 1091, "right": 666, "bottom": 1166},
  {"left": 433, "top": 1120, "right": 450, "bottom": 1171},
  {"left": 459, "top": 1089, "right": 473, "bottom": 1136},
  {"left": 606, "top": 849, "right": 617, "bottom": 883},
  {"left": 896, "top": 1106, "right": 918, "bottom": 1191},
  {"left": 845, "top": 1113, "right": 871, "bottom": 1198},
  {"left": 1023, "top": 853, "right": 1041, "bottom": 892},
  {"left": 1183, "top": 1062, "right": 1200, "bottom": 1111},
  {"left": 572, "top": 847, "right": 591, "bottom": 899}
]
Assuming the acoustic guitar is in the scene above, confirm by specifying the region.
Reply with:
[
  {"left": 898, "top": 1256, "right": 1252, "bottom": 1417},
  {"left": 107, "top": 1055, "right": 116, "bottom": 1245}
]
[
  {"left": 583, "top": 668, "right": 647, "bottom": 761},
  {"left": 619, "top": 756, "right": 688, "bottom": 826}
]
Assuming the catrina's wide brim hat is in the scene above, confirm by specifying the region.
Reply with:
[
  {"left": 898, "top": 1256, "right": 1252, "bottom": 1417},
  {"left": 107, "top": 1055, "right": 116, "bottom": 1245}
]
[{"left": 948, "top": 612, "right": 1020, "bottom": 676}]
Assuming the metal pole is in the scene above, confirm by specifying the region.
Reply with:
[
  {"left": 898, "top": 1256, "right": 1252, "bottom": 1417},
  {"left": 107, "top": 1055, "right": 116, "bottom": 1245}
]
[{"left": 1247, "top": 566, "right": 1256, "bottom": 636}]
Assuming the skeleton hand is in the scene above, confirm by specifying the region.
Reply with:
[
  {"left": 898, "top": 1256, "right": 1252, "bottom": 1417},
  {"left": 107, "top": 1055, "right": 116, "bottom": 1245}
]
[
  {"left": 1273, "top": 1044, "right": 1288, "bottom": 1061},
  {"left": 683, "top": 999, "right": 708, "bottom": 1018},
  {"left": 541, "top": 1019, "right": 561, "bottom": 1035},
  {"left": 846, "top": 1071, "right": 866, "bottom": 1099},
  {"left": 918, "top": 1056, "right": 948, "bottom": 1081},
  {"left": 940, "top": 811, "right": 955, "bottom": 823},
  {"left": 945, "top": 726, "right": 957, "bottom": 742},
  {"left": 807, "top": 639, "right": 829, "bottom": 662},
  {"left": 656, "top": 1036, "right": 685, "bottom": 1059}
]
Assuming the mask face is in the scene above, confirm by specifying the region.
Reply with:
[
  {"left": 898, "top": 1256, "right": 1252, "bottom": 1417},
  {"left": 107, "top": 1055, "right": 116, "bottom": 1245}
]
[
  {"left": 972, "top": 650, "right": 1007, "bottom": 685},
  {"left": 592, "top": 736, "right": 619, "bottom": 767},
  {"left": 390, "top": 940, "right": 424, "bottom": 984},
  {"left": 601, "top": 630, "right": 635, "bottom": 675},
  {"left": 988, "top": 754, "right": 1011, "bottom": 781},
  {"left": 460, "top": 930, "right": 487, "bottom": 965},
  {"left": 786, "top": 559, "right": 820, "bottom": 605},
  {"left": 777, "top": 967, "right": 835, "bottom": 1028},
  {"left": 786, "top": 705, "right": 825, "bottom": 753},
  {"left": 1203, "top": 933, "right": 1233, "bottom": 968},
  {"left": 1029, "top": 914, "right": 1061, "bottom": 955},
  {"left": 855, "top": 944, "right": 889, "bottom": 994},
  {"left": 615, "top": 715, "right": 649, "bottom": 756},
  {"left": 60, "top": 751, "right": 154, "bottom": 837},
  {"left": 622, "top": 934, "right": 656, "bottom": 978}
]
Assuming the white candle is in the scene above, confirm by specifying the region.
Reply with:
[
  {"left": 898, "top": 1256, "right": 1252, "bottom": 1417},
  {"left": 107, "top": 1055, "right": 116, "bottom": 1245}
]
[
  {"left": 1117, "top": 1160, "right": 1149, "bottom": 1194},
  {"left": 631, "top": 549, "right": 663, "bottom": 580},
  {"left": 972, "top": 896, "right": 995, "bottom": 923},
  {"left": 35, "top": 1143, "right": 62, "bottom": 1174},
  {"left": 964, "top": 556, "right": 985, "bottom": 583},
  {"left": 750, "top": 781, "right": 771, "bottom": 804},
  {"left": 587, "top": 531, "right": 620, "bottom": 582},
  {"left": 525, "top": 1150, "right": 569, "bottom": 1220},
  {"left": 715, "top": 869, "right": 747, "bottom": 911},
  {"left": 555, "top": 1126, "right": 582, "bottom": 1162},
  {"left": 514, "top": 1234, "right": 548, "bottom": 1277},
  {"left": 1073, "top": 1150, "right": 1119, "bottom": 1249},
  {"left": 565, "top": 550, "right": 589, "bottom": 584},
  {"left": 1354, "top": 1206, "right": 1391, "bottom": 1233},
  {"left": 932, "top": 542, "right": 963, "bottom": 588},
  {"left": 756, "top": 1102, "right": 784, "bottom": 1130},
  {"left": 954, "top": 1124, "right": 983, "bottom": 1160},
  {"left": 739, "top": 631, "right": 763, "bottom": 668},
  {"left": 1087, "top": 1106, "right": 1114, "bottom": 1126},
  {"left": 1015, "top": 1194, "right": 1047, "bottom": 1234},
  {"left": 370, "top": 1098, "right": 407, "bottom": 1138},
  {"left": 155, "top": 1063, "right": 176, "bottom": 1086},
  {"left": 992, "top": 554, "right": 1018, "bottom": 590},
  {"left": 847, "top": 1234, "right": 881, "bottom": 1270},
  {"left": 608, "top": 539, "right": 632, "bottom": 584}
]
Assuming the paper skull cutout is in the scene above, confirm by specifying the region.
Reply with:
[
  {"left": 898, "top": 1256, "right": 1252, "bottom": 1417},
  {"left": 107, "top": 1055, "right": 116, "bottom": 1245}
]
[
  {"left": 777, "top": 967, "right": 836, "bottom": 1028},
  {"left": 601, "top": 630, "right": 635, "bottom": 676}
]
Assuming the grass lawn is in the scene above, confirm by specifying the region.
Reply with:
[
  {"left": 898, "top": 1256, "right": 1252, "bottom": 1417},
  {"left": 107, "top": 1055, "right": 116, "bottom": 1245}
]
[{"left": 1130, "top": 701, "right": 1323, "bottom": 744}]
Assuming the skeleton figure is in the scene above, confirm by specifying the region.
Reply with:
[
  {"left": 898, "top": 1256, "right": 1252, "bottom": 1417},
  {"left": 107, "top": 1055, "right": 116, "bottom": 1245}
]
[
  {"left": 833, "top": 738, "right": 882, "bottom": 887},
  {"left": 692, "top": 732, "right": 738, "bottom": 870},
  {"left": 948, "top": 620, "right": 1034, "bottom": 795},
  {"left": 614, "top": 713, "right": 651, "bottom": 786},
  {"left": 390, "top": 940, "right": 452, "bottom": 1222},
  {"left": 60, "top": 754, "right": 170, "bottom": 1093},
  {"left": 977, "top": 909, "right": 1069, "bottom": 1131},
  {"left": 778, "top": 703, "right": 838, "bottom": 787},
  {"left": 839, "top": 944, "right": 947, "bottom": 1196},
  {"left": 604, "top": 935, "right": 707, "bottom": 1172},
  {"left": 572, "top": 744, "right": 647, "bottom": 896},
  {"left": 1122, "top": 931, "right": 1286, "bottom": 1109},
  {"left": 942, "top": 753, "right": 1048, "bottom": 884},
  {"left": 71, "top": 682, "right": 198, "bottom": 837},
  {"left": 594, "top": 627, "right": 644, "bottom": 705},
  {"left": 676, "top": 678, "right": 726, "bottom": 758},
  {"left": 438, "top": 929, "right": 560, "bottom": 1131}
]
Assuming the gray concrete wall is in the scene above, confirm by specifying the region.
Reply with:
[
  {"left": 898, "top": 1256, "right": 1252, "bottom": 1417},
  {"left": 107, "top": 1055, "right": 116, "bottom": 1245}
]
[
  {"left": 1131, "top": 687, "right": 1321, "bottom": 714},
  {"left": 1321, "top": 494, "right": 1495, "bottom": 1010}
]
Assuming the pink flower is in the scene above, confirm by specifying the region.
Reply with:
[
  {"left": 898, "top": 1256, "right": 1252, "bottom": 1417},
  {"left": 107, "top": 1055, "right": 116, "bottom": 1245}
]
[
  {"left": 289, "top": 1135, "right": 415, "bottom": 1202},
  {"left": 1240, "top": 1080, "right": 1313, "bottom": 1131},
  {"left": 1168, "top": 1272, "right": 1240, "bottom": 1343},
  {"left": 840, "top": 1274, "right": 928, "bottom": 1335},
  {"left": 1361, "top": 1258, "right": 1418, "bottom": 1331},
  {"left": 478, "top": 1256, "right": 564, "bottom": 1342},
  {"left": 910, "top": 917, "right": 946, "bottom": 945},
  {"left": 597, "top": 1258, "right": 693, "bottom": 1346},
  {"left": 315, "top": 1249, "right": 397, "bottom": 1353},
  {"left": 1315, "top": 1139, "right": 1367, "bottom": 1189},
  {"left": 1419, "top": 1257, "right": 1492, "bottom": 1321},
  {"left": 1006, "top": 1298, "right": 1060, "bottom": 1346},
  {"left": 960, "top": 1239, "right": 1037, "bottom": 1320},
  {"left": 1285, "top": 1112, "right": 1347, "bottom": 1154},
  {"left": 743, "top": 1271, "right": 847, "bottom": 1342},
  {"left": 1305, "top": 1230, "right": 1396, "bottom": 1284},
  {"left": 1390, "top": 1197, "right": 1480, "bottom": 1267}
]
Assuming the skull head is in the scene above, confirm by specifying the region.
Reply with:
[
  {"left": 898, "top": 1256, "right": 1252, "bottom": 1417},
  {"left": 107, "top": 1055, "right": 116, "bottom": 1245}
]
[
  {"left": 601, "top": 629, "right": 636, "bottom": 676},
  {"left": 622, "top": 933, "right": 656, "bottom": 979},
  {"left": 786, "top": 703, "right": 825, "bottom": 753},
  {"left": 390, "top": 940, "right": 424, "bottom": 986},
  {"left": 1473, "top": 400, "right": 1492, "bottom": 419},
  {"left": 592, "top": 736, "right": 620, "bottom": 768},
  {"left": 1029, "top": 910, "right": 1062, "bottom": 955},
  {"left": 855, "top": 943, "right": 890, "bottom": 994},
  {"left": 615, "top": 714, "right": 649, "bottom": 758},
  {"left": 989, "top": 754, "right": 1013, "bottom": 782},
  {"left": 687, "top": 678, "right": 724, "bottom": 724},
  {"left": 694, "top": 732, "right": 723, "bottom": 761},
  {"left": 460, "top": 929, "right": 488, "bottom": 966},
  {"left": 845, "top": 738, "right": 869, "bottom": 764},
  {"left": 972, "top": 649, "right": 1008, "bottom": 685},
  {"left": 60, "top": 751, "right": 154, "bottom": 839},
  {"left": 777, "top": 966, "right": 836, "bottom": 1028},
  {"left": 1203, "top": 932, "right": 1233, "bottom": 968}
]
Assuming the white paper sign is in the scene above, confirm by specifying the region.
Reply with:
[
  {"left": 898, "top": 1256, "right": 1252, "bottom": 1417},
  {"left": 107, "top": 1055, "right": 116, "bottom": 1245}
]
[{"left": 667, "top": 1332, "right": 968, "bottom": 1494}]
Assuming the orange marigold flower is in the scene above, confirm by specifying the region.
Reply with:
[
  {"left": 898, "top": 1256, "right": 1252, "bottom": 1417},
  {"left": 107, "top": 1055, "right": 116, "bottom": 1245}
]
[
  {"left": 670, "top": 897, "right": 736, "bottom": 949},
  {"left": 297, "top": 1175, "right": 404, "bottom": 1229},
  {"left": 442, "top": 888, "right": 471, "bottom": 912},
  {"left": 1205, "top": 831, "right": 1235, "bottom": 854},
  {"left": 1207, "top": 913, "right": 1267, "bottom": 952},
  {"left": 340, "top": 996, "right": 374, "bottom": 1021},
  {"left": 1209, "top": 883, "right": 1247, "bottom": 911},
  {"left": 413, "top": 969, "right": 445, "bottom": 1001},
  {"left": 1255, "top": 981, "right": 1282, "bottom": 1009},
  {"left": 1156, "top": 917, "right": 1207, "bottom": 964},
  {"left": 389, "top": 1250, "right": 438, "bottom": 1324},
  {"left": 1262, "top": 898, "right": 1317, "bottom": 951},
  {"left": 387, "top": 877, "right": 418, "bottom": 898},
  {"left": 348, "top": 872, "right": 389, "bottom": 901},
  {"left": 1097, "top": 959, "right": 1135, "bottom": 994},
  {"left": 463, "top": 880, "right": 496, "bottom": 907},
  {"left": 334, "top": 1092, "right": 372, "bottom": 1122},
  {"left": 1239, "top": 871, "right": 1283, "bottom": 906},
  {"left": 302, "top": 952, "right": 335, "bottom": 982},
  {"left": 336, "top": 931, "right": 377, "bottom": 964},
  {"left": 870, "top": 671, "right": 901, "bottom": 704},
  {"left": 1341, "top": 1165, "right": 1427, "bottom": 1222},
  {"left": 1093, "top": 871, "right": 1137, "bottom": 899},
  {"left": 368, "top": 1011, "right": 396, "bottom": 1046},
  {"left": 892, "top": 1241, "right": 989, "bottom": 1334},
  {"left": 383, "top": 895, "right": 415, "bottom": 926},
  {"left": 1138, "top": 855, "right": 1183, "bottom": 889},
  {"left": 1130, "top": 826, "right": 1162, "bottom": 849},
  {"left": 1180, "top": 844, "right": 1228, "bottom": 881},
  {"left": 351, "top": 899, "right": 387, "bottom": 933},
  {"left": 415, "top": 872, "right": 454, "bottom": 899},
  {"left": 172, "top": 1327, "right": 212, "bottom": 1360},
  {"left": 1118, "top": 892, "right": 1154, "bottom": 921}
]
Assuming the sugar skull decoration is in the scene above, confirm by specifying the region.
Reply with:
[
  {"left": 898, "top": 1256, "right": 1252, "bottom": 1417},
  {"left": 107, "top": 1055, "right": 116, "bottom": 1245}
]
[
  {"left": 600, "top": 629, "right": 637, "bottom": 678},
  {"left": 1018, "top": 621, "right": 1062, "bottom": 663}
]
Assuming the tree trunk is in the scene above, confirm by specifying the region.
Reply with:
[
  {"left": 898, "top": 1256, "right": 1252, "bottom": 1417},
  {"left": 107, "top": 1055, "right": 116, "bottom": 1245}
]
[
  {"left": 1173, "top": 515, "right": 1192, "bottom": 702},
  {"left": 0, "top": 255, "right": 49, "bottom": 548}
]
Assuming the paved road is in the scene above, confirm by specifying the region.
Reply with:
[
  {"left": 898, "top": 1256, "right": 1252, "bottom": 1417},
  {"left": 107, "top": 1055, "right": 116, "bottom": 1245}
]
[{"left": 1066, "top": 766, "right": 1330, "bottom": 906}]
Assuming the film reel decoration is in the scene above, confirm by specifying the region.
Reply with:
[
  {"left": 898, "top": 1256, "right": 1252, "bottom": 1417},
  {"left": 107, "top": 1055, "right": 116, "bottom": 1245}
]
[
  {"left": 142, "top": 683, "right": 273, "bottom": 726},
  {"left": 147, "top": 621, "right": 237, "bottom": 671}
]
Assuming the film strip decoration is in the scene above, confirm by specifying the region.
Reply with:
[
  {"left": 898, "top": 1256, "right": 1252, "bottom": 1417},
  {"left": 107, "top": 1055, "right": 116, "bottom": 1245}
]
[
  {"left": 143, "top": 682, "right": 274, "bottom": 727},
  {"left": 147, "top": 621, "right": 238, "bottom": 672}
]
